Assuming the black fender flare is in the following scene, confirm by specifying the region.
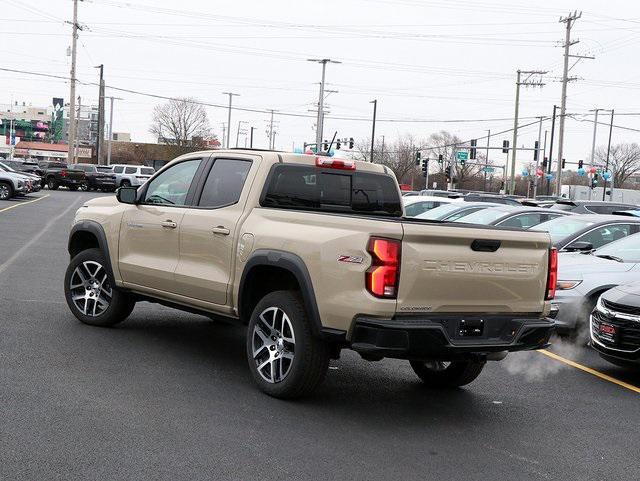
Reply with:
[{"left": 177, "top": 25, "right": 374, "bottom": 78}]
[
  {"left": 68, "top": 220, "right": 116, "bottom": 286},
  {"left": 238, "top": 249, "right": 323, "bottom": 336}
]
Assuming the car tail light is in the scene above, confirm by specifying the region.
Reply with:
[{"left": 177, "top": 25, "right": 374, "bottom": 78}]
[
  {"left": 366, "top": 237, "right": 401, "bottom": 298},
  {"left": 545, "top": 247, "right": 558, "bottom": 300},
  {"left": 60, "top": 170, "right": 68, "bottom": 177},
  {"left": 315, "top": 157, "right": 356, "bottom": 170}
]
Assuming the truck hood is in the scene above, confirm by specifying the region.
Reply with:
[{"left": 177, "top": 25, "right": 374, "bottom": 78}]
[
  {"left": 558, "top": 252, "right": 635, "bottom": 278},
  {"left": 82, "top": 195, "right": 121, "bottom": 208}
]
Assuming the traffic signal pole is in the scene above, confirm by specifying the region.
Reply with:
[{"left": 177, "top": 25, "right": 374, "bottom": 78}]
[{"left": 603, "top": 109, "right": 614, "bottom": 201}]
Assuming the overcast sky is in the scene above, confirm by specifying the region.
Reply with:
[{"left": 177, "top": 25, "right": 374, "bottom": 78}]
[{"left": 2, "top": 0, "right": 639, "bottom": 171}]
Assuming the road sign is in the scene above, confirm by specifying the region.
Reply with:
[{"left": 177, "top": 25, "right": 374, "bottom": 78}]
[
  {"left": 456, "top": 151, "right": 468, "bottom": 161},
  {"left": 483, "top": 166, "right": 495, "bottom": 173}
]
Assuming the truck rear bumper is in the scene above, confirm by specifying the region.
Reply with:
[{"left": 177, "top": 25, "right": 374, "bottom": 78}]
[{"left": 350, "top": 315, "right": 554, "bottom": 361}]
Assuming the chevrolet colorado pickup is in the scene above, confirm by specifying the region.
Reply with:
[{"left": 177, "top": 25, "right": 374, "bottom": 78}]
[{"left": 65, "top": 150, "right": 556, "bottom": 398}]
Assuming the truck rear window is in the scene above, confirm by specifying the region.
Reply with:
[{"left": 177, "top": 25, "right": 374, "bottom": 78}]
[{"left": 261, "top": 164, "right": 402, "bottom": 217}]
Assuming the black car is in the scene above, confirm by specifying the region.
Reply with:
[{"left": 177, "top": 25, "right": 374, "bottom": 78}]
[
  {"left": 2, "top": 159, "right": 44, "bottom": 177},
  {"left": 74, "top": 164, "right": 117, "bottom": 192},
  {"left": 551, "top": 199, "right": 639, "bottom": 214},
  {"left": 591, "top": 281, "right": 640, "bottom": 366},
  {"left": 531, "top": 214, "right": 640, "bottom": 251},
  {"left": 456, "top": 205, "right": 570, "bottom": 229}
]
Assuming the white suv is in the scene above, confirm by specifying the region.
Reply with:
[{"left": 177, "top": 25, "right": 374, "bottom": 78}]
[{"left": 110, "top": 164, "right": 155, "bottom": 188}]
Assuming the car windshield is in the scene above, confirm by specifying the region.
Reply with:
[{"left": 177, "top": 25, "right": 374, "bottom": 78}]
[
  {"left": 416, "top": 203, "right": 463, "bottom": 220},
  {"left": 594, "top": 232, "right": 640, "bottom": 263},
  {"left": 531, "top": 216, "right": 596, "bottom": 242},
  {"left": 456, "top": 207, "right": 511, "bottom": 225},
  {"left": 0, "top": 161, "right": 17, "bottom": 172}
]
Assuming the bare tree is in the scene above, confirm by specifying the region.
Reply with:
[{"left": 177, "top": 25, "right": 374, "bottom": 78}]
[
  {"left": 352, "top": 136, "right": 420, "bottom": 184},
  {"left": 149, "top": 97, "right": 212, "bottom": 147},
  {"left": 594, "top": 143, "right": 640, "bottom": 188},
  {"left": 423, "top": 130, "right": 463, "bottom": 174}
]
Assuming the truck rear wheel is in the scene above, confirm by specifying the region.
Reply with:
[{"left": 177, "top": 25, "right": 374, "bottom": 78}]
[
  {"left": 410, "top": 360, "right": 485, "bottom": 388},
  {"left": 64, "top": 248, "right": 135, "bottom": 327},
  {"left": 246, "top": 290, "right": 329, "bottom": 399},
  {"left": 47, "top": 178, "right": 58, "bottom": 190}
]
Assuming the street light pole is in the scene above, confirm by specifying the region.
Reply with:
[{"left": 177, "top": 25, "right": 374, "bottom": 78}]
[
  {"left": 369, "top": 99, "right": 377, "bottom": 162},
  {"left": 222, "top": 92, "right": 239, "bottom": 149},
  {"left": 603, "top": 109, "right": 614, "bottom": 201}
]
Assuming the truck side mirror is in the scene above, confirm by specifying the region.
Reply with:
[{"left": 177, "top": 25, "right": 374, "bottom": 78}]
[
  {"left": 116, "top": 186, "right": 137, "bottom": 205},
  {"left": 564, "top": 240, "right": 593, "bottom": 252}
]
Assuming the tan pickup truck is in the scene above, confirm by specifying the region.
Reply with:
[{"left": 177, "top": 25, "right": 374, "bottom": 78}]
[{"left": 65, "top": 150, "right": 556, "bottom": 398}]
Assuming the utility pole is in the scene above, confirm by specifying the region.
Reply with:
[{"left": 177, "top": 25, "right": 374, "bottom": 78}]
[
  {"left": 96, "top": 64, "right": 105, "bottom": 165},
  {"left": 556, "top": 11, "right": 593, "bottom": 196},
  {"left": 509, "top": 69, "right": 546, "bottom": 195},
  {"left": 308, "top": 58, "right": 340, "bottom": 152},
  {"left": 73, "top": 96, "right": 81, "bottom": 164},
  {"left": 235, "top": 120, "right": 246, "bottom": 148},
  {"left": 250, "top": 126, "right": 255, "bottom": 148},
  {"left": 268, "top": 109, "right": 276, "bottom": 149},
  {"left": 105, "top": 96, "right": 123, "bottom": 166},
  {"left": 484, "top": 129, "right": 490, "bottom": 191},
  {"left": 222, "top": 92, "right": 239, "bottom": 148},
  {"left": 67, "top": 0, "right": 81, "bottom": 163},
  {"left": 546, "top": 105, "right": 557, "bottom": 195},
  {"left": 603, "top": 109, "right": 615, "bottom": 201},
  {"left": 369, "top": 99, "right": 377, "bottom": 162}
]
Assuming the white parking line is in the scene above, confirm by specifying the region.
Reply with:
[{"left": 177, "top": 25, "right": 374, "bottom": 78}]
[
  {"left": 0, "top": 194, "right": 49, "bottom": 213},
  {"left": 0, "top": 197, "right": 83, "bottom": 276}
]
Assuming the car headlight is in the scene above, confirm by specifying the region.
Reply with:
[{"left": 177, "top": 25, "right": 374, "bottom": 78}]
[{"left": 556, "top": 280, "right": 582, "bottom": 290}]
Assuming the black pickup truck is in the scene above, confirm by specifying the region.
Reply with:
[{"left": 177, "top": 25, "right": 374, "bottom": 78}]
[
  {"left": 75, "top": 163, "right": 117, "bottom": 192},
  {"left": 38, "top": 161, "right": 86, "bottom": 191}
]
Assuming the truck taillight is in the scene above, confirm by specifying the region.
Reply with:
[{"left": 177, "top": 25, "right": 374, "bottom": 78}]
[
  {"left": 315, "top": 157, "right": 356, "bottom": 170},
  {"left": 366, "top": 237, "right": 401, "bottom": 299},
  {"left": 546, "top": 248, "right": 558, "bottom": 300},
  {"left": 60, "top": 170, "right": 68, "bottom": 177}
]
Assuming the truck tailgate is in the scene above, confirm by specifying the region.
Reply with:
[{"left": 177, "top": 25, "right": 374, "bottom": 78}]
[{"left": 398, "top": 222, "right": 551, "bottom": 315}]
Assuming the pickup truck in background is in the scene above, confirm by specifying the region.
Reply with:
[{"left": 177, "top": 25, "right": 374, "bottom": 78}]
[
  {"left": 38, "top": 161, "right": 86, "bottom": 191},
  {"left": 65, "top": 150, "right": 556, "bottom": 398}
]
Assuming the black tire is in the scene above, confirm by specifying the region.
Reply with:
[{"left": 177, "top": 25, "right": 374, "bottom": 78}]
[
  {"left": 0, "top": 181, "right": 12, "bottom": 200},
  {"left": 47, "top": 178, "right": 58, "bottom": 190},
  {"left": 246, "top": 290, "right": 330, "bottom": 399},
  {"left": 64, "top": 248, "right": 135, "bottom": 327},
  {"left": 121, "top": 179, "right": 131, "bottom": 188},
  {"left": 410, "top": 359, "right": 486, "bottom": 388},
  {"left": 80, "top": 182, "right": 89, "bottom": 191}
]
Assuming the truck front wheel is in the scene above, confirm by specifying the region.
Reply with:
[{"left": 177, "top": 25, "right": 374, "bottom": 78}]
[
  {"left": 246, "top": 291, "right": 330, "bottom": 399},
  {"left": 410, "top": 360, "right": 485, "bottom": 388}
]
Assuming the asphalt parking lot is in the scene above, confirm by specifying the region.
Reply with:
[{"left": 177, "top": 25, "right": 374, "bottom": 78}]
[{"left": 1, "top": 190, "right": 639, "bottom": 481}]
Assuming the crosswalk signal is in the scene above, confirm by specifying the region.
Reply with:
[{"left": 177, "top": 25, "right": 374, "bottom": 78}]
[
  {"left": 502, "top": 140, "right": 509, "bottom": 153},
  {"left": 470, "top": 139, "right": 477, "bottom": 160}
]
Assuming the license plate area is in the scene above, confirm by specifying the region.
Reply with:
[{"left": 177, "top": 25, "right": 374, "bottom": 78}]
[{"left": 458, "top": 318, "right": 484, "bottom": 338}]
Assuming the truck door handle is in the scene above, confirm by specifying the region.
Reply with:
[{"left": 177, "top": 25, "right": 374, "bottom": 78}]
[
  {"left": 160, "top": 220, "right": 177, "bottom": 229},
  {"left": 471, "top": 239, "right": 501, "bottom": 252},
  {"left": 211, "top": 226, "right": 230, "bottom": 235}
]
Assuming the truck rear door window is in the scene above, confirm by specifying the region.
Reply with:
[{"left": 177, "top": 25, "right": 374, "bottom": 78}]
[{"left": 261, "top": 164, "right": 402, "bottom": 216}]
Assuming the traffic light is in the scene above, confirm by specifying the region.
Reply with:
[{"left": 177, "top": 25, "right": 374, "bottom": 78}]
[
  {"left": 336, "top": 139, "right": 341, "bottom": 149},
  {"left": 460, "top": 156, "right": 466, "bottom": 165},
  {"left": 502, "top": 140, "right": 509, "bottom": 153},
  {"left": 591, "top": 174, "right": 599, "bottom": 188},
  {"left": 562, "top": 158, "right": 566, "bottom": 169},
  {"left": 470, "top": 139, "right": 477, "bottom": 160},
  {"left": 349, "top": 137, "right": 354, "bottom": 149},
  {"left": 438, "top": 154, "right": 443, "bottom": 164},
  {"left": 323, "top": 140, "right": 328, "bottom": 151},
  {"left": 578, "top": 159, "right": 583, "bottom": 169},
  {"left": 445, "top": 166, "right": 451, "bottom": 181},
  {"left": 415, "top": 151, "right": 421, "bottom": 166},
  {"left": 421, "top": 158, "right": 428, "bottom": 172},
  {"left": 542, "top": 157, "right": 548, "bottom": 170},
  {"left": 534, "top": 141, "right": 539, "bottom": 161}
]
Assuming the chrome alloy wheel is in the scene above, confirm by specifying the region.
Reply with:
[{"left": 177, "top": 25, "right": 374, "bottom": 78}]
[
  {"left": 69, "top": 261, "right": 112, "bottom": 317},
  {"left": 251, "top": 307, "right": 296, "bottom": 384},
  {"left": 0, "top": 183, "right": 9, "bottom": 200}
]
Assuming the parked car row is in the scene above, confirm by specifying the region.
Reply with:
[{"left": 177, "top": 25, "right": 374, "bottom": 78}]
[{"left": 0, "top": 159, "right": 156, "bottom": 200}]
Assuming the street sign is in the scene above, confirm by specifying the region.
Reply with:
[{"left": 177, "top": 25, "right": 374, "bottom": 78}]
[
  {"left": 456, "top": 151, "right": 468, "bottom": 161},
  {"left": 483, "top": 166, "right": 495, "bottom": 173}
]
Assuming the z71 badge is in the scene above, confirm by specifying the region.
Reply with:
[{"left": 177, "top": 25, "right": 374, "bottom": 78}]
[{"left": 337, "top": 255, "right": 364, "bottom": 264}]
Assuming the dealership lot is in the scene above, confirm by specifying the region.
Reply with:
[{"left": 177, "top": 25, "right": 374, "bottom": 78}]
[{"left": 1, "top": 190, "right": 639, "bottom": 481}]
